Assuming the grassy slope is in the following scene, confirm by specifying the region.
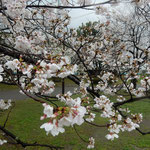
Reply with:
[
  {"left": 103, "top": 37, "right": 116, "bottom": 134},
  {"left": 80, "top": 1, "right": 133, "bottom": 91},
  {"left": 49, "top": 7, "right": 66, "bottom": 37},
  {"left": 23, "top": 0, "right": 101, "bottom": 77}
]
[{"left": 0, "top": 99, "right": 150, "bottom": 150}]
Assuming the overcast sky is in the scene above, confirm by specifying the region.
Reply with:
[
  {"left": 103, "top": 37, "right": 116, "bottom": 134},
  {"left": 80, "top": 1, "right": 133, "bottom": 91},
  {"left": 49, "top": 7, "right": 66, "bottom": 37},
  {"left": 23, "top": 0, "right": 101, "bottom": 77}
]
[
  {"left": 69, "top": 2, "right": 134, "bottom": 28},
  {"left": 69, "top": 9, "right": 102, "bottom": 28}
]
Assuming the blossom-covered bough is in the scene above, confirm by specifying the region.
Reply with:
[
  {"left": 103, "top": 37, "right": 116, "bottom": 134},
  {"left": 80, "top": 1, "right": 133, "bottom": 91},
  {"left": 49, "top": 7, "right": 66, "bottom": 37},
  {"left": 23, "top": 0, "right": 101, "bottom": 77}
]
[{"left": 0, "top": 0, "right": 150, "bottom": 149}]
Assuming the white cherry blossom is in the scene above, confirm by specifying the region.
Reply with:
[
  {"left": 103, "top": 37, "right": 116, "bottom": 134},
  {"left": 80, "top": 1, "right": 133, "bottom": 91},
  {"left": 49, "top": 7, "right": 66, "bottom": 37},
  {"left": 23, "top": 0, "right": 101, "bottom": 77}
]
[
  {"left": 87, "top": 137, "right": 95, "bottom": 149},
  {"left": 0, "top": 99, "right": 11, "bottom": 110},
  {"left": 43, "top": 103, "right": 54, "bottom": 118},
  {"left": 105, "top": 133, "right": 119, "bottom": 141},
  {"left": 0, "top": 139, "right": 7, "bottom": 145}
]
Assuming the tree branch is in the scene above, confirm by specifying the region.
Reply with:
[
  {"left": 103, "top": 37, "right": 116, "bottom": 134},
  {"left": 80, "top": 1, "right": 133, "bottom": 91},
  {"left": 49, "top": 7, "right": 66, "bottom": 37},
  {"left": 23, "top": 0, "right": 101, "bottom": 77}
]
[{"left": 0, "top": 125, "right": 63, "bottom": 149}]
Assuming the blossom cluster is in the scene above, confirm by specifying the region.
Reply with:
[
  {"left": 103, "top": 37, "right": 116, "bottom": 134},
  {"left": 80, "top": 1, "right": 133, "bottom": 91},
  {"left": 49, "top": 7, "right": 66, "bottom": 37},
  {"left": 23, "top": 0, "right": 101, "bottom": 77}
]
[
  {"left": 0, "top": 99, "right": 11, "bottom": 110},
  {"left": 96, "top": 72, "right": 117, "bottom": 94},
  {"left": 87, "top": 137, "right": 95, "bottom": 149},
  {"left": 4, "top": 57, "right": 77, "bottom": 95},
  {"left": 93, "top": 95, "right": 143, "bottom": 141},
  {"left": 40, "top": 101, "right": 86, "bottom": 136},
  {"left": 2, "top": 0, "right": 28, "bottom": 32},
  {"left": 57, "top": 91, "right": 81, "bottom": 107}
]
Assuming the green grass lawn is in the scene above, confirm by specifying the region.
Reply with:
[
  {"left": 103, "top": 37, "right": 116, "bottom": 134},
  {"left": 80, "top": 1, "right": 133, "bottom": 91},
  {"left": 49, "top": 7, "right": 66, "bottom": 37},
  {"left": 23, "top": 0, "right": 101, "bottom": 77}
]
[
  {"left": 54, "top": 78, "right": 77, "bottom": 87},
  {"left": 0, "top": 98, "right": 150, "bottom": 150},
  {"left": 0, "top": 83, "right": 18, "bottom": 91}
]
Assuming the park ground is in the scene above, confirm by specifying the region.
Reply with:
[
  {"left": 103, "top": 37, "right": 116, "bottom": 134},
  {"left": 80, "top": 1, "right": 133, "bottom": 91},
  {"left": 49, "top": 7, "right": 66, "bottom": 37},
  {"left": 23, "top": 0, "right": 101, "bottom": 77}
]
[{"left": 0, "top": 80, "right": 150, "bottom": 150}]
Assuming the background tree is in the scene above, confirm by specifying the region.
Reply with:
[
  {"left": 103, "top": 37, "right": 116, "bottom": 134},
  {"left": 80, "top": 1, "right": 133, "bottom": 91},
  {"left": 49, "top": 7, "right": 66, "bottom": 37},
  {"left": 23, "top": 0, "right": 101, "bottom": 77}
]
[{"left": 106, "top": 3, "right": 150, "bottom": 88}]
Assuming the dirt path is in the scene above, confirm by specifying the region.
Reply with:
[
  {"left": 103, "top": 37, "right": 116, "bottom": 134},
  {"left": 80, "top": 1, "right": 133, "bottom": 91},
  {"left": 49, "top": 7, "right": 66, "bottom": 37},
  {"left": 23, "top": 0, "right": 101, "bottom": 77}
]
[{"left": 0, "top": 86, "right": 78, "bottom": 100}]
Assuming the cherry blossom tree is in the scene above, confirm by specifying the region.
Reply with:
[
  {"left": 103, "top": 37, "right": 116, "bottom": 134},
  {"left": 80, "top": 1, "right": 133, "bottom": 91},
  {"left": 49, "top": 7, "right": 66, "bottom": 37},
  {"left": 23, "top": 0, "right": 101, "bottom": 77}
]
[
  {"left": 0, "top": 0, "right": 150, "bottom": 149},
  {"left": 103, "top": 3, "right": 150, "bottom": 89}
]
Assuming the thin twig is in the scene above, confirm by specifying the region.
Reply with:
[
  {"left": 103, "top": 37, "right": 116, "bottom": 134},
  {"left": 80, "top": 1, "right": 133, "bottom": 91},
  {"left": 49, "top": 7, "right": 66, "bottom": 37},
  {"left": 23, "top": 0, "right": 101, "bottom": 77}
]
[
  {"left": 0, "top": 125, "right": 63, "bottom": 150},
  {"left": 3, "top": 102, "right": 15, "bottom": 128},
  {"left": 73, "top": 125, "right": 88, "bottom": 143}
]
